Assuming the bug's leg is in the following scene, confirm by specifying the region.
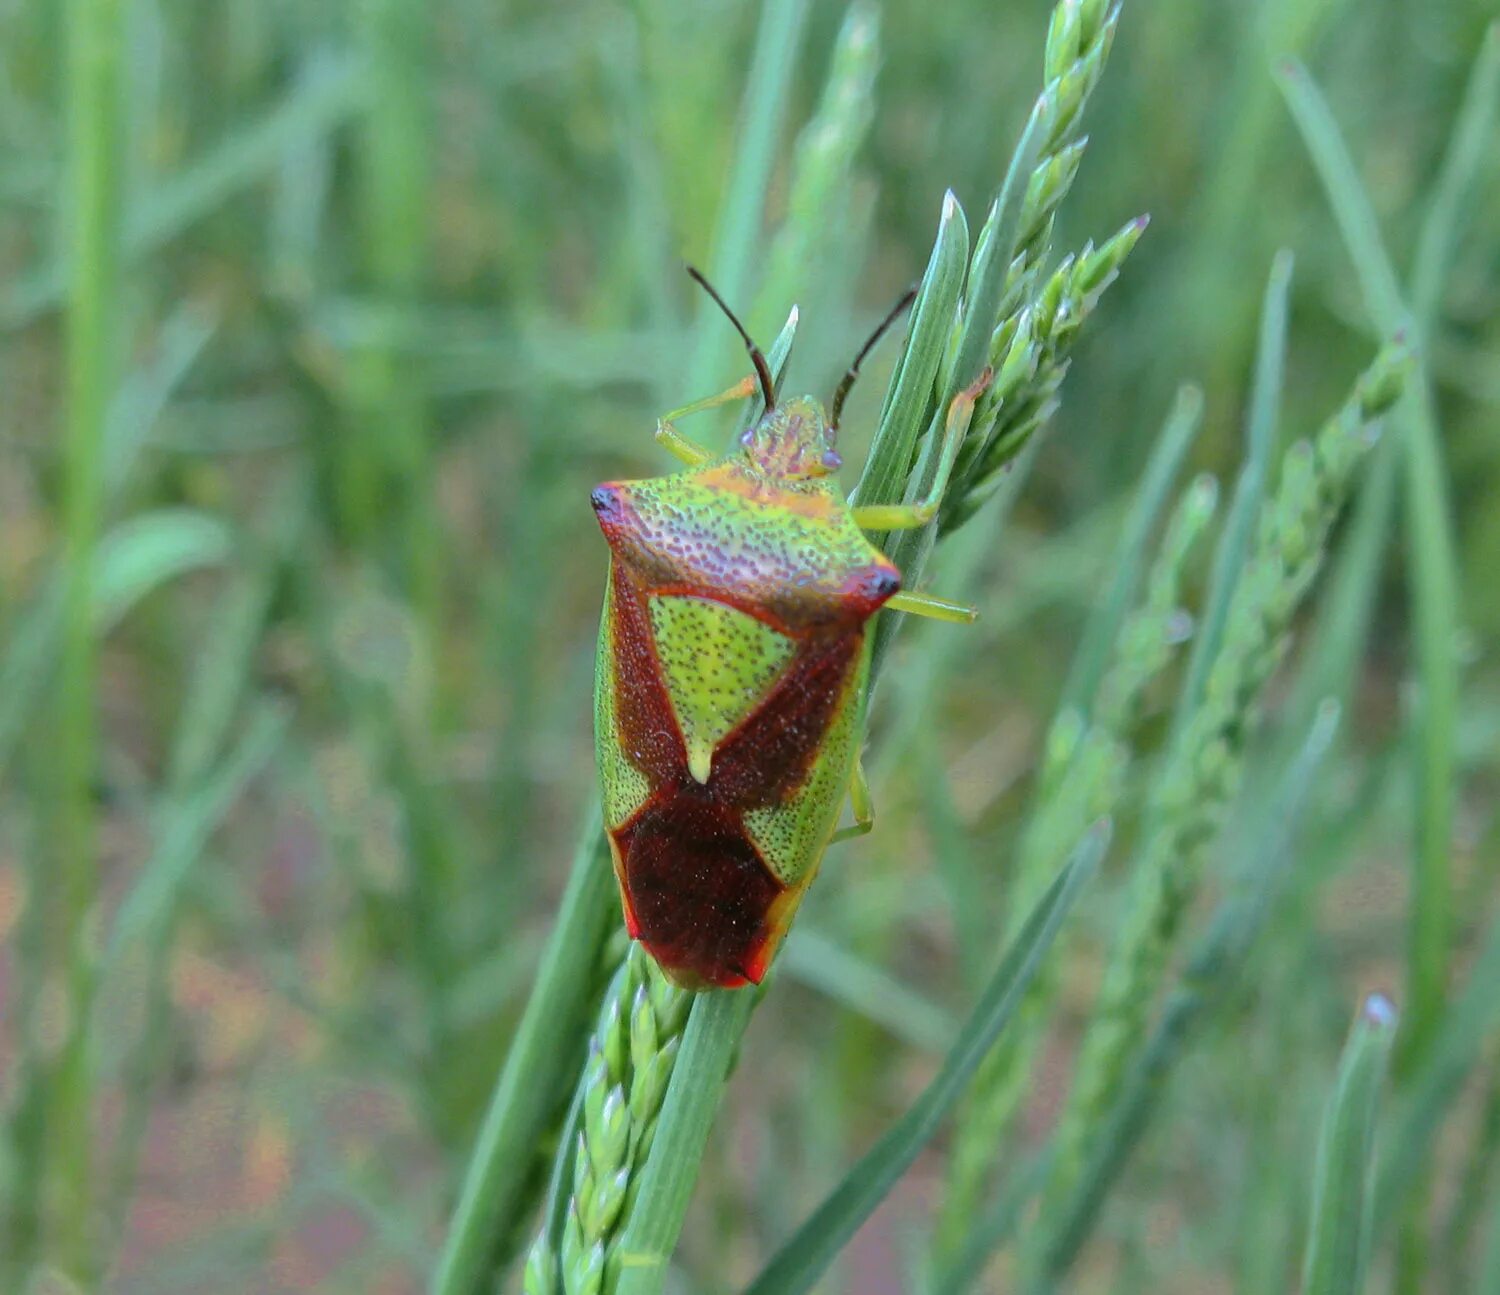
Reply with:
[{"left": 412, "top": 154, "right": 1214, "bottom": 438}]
[
  {"left": 655, "top": 421, "right": 715, "bottom": 466},
  {"left": 830, "top": 757, "right": 874, "bottom": 844},
  {"left": 849, "top": 366, "right": 994, "bottom": 532},
  {"left": 654, "top": 373, "right": 760, "bottom": 466},
  {"left": 885, "top": 590, "right": 978, "bottom": 623}
]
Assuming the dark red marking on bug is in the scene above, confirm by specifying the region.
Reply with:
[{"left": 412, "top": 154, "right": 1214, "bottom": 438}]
[
  {"left": 619, "top": 793, "right": 782, "bottom": 989},
  {"left": 602, "top": 559, "right": 874, "bottom": 988}
]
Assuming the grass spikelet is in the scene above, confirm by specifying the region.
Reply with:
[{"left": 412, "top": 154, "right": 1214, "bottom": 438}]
[
  {"left": 932, "top": 458, "right": 1216, "bottom": 1263},
  {"left": 522, "top": 945, "right": 689, "bottom": 1294},
  {"left": 1039, "top": 338, "right": 1412, "bottom": 1220}
]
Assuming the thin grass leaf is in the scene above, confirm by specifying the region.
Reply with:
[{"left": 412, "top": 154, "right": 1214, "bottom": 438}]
[
  {"left": 1408, "top": 24, "right": 1500, "bottom": 325},
  {"left": 851, "top": 190, "right": 969, "bottom": 516},
  {"left": 778, "top": 925, "right": 957, "bottom": 1054},
  {"left": 166, "top": 473, "right": 311, "bottom": 786},
  {"left": 105, "top": 702, "right": 288, "bottom": 960},
  {"left": 1027, "top": 702, "right": 1342, "bottom": 1287},
  {"left": 1279, "top": 58, "right": 1464, "bottom": 1071},
  {"left": 46, "top": 0, "right": 127, "bottom": 1275},
  {"left": 350, "top": 0, "right": 435, "bottom": 605},
  {"left": 429, "top": 815, "right": 618, "bottom": 1295},
  {"left": 102, "top": 303, "right": 218, "bottom": 494},
  {"left": 1060, "top": 383, "right": 1204, "bottom": 718},
  {"left": 1171, "top": 250, "right": 1291, "bottom": 733},
  {"left": 751, "top": 2, "right": 880, "bottom": 340},
  {"left": 0, "top": 510, "right": 225, "bottom": 787},
  {"left": 4, "top": 52, "right": 361, "bottom": 325},
  {"left": 1302, "top": 995, "right": 1398, "bottom": 1295},
  {"left": 743, "top": 826, "right": 1103, "bottom": 1295},
  {"left": 1375, "top": 908, "right": 1500, "bottom": 1228},
  {"left": 688, "top": 0, "right": 811, "bottom": 399},
  {"left": 92, "top": 509, "right": 235, "bottom": 630},
  {"left": 1038, "top": 339, "right": 1410, "bottom": 1229},
  {"left": 1275, "top": 61, "right": 1405, "bottom": 329}
]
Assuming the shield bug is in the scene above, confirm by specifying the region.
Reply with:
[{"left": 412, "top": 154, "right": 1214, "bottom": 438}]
[{"left": 592, "top": 268, "right": 989, "bottom": 989}]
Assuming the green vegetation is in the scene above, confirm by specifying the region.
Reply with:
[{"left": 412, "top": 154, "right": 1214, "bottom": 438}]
[{"left": 0, "top": 0, "right": 1496, "bottom": 1292}]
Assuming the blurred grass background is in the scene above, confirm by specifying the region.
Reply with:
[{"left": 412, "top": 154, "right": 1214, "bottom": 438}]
[{"left": 0, "top": 0, "right": 1497, "bottom": 1291}]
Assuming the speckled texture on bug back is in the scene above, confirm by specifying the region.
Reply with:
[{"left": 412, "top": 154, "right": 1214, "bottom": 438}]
[{"left": 591, "top": 417, "right": 900, "bottom": 989}]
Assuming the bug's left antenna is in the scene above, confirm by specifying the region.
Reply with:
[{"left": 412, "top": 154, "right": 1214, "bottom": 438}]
[
  {"left": 829, "top": 286, "right": 917, "bottom": 429},
  {"left": 686, "top": 265, "right": 777, "bottom": 411}
]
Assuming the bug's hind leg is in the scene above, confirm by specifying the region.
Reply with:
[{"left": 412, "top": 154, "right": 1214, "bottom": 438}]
[
  {"left": 885, "top": 590, "right": 978, "bottom": 624},
  {"left": 655, "top": 373, "right": 760, "bottom": 466},
  {"left": 849, "top": 366, "right": 994, "bottom": 531},
  {"left": 830, "top": 757, "right": 875, "bottom": 844}
]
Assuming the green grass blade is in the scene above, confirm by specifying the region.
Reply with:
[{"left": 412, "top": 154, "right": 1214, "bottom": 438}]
[
  {"left": 102, "top": 303, "right": 218, "bottom": 495},
  {"left": 1279, "top": 54, "right": 1461, "bottom": 1075},
  {"left": 1480, "top": 1181, "right": 1500, "bottom": 1295},
  {"left": 105, "top": 706, "right": 288, "bottom": 960},
  {"left": 92, "top": 509, "right": 235, "bottom": 631},
  {"left": 779, "top": 926, "right": 957, "bottom": 1054},
  {"left": 166, "top": 474, "right": 311, "bottom": 786},
  {"left": 852, "top": 191, "right": 969, "bottom": 515},
  {"left": 1171, "top": 250, "right": 1292, "bottom": 731},
  {"left": 429, "top": 815, "right": 617, "bottom": 1295},
  {"left": 1275, "top": 61, "right": 1405, "bottom": 329},
  {"left": 3, "top": 53, "right": 360, "bottom": 325},
  {"left": 742, "top": 826, "right": 1104, "bottom": 1295},
  {"left": 1060, "top": 383, "right": 1203, "bottom": 717},
  {"left": 688, "top": 0, "right": 811, "bottom": 398},
  {"left": 751, "top": 2, "right": 881, "bottom": 339},
  {"left": 1301, "top": 994, "right": 1398, "bottom": 1295},
  {"left": 1028, "top": 702, "right": 1342, "bottom": 1286},
  {"left": 949, "top": 99, "right": 1049, "bottom": 395},
  {"left": 351, "top": 0, "right": 435, "bottom": 605},
  {"left": 1375, "top": 908, "right": 1500, "bottom": 1228},
  {"left": 0, "top": 510, "right": 228, "bottom": 786},
  {"left": 50, "top": 0, "right": 125, "bottom": 1263},
  {"left": 1409, "top": 24, "right": 1500, "bottom": 325}
]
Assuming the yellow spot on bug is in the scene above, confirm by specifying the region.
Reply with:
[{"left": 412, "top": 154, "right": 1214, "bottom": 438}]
[{"left": 648, "top": 594, "right": 793, "bottom": 783}]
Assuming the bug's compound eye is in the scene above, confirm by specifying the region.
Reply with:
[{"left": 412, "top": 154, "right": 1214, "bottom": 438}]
[{"left": 821, "top": 448, "right": 842, "bottom": 472}]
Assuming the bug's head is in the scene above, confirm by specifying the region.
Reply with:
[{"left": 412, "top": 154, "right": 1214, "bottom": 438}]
[
  {"left": 738, "top": 281, "right": 918, "bottom": 482},
  {"left": 741, "top": 396, "right": 841, "bottom": 480},
  {"left": 684, "top": 264, "right": 917, "bottom": 484}
]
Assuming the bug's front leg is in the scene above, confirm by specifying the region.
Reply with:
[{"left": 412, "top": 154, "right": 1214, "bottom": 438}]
[
  {"left": 653, "top": 373, "right": 761, "bottom": 466},
  {"left": 830, "top": 756, "right": 874, "bottom": 844},
  {"left": 849, "top": 366, "right": 995, "bottom": 532}
]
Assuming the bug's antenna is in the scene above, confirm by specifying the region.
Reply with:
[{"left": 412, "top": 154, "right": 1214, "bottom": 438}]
[
  {"left": 686, "top": 265, "right": 777, "bottom": 411},
  {"left": 829, "top": 286, "right": 918, "bottom": 429}
]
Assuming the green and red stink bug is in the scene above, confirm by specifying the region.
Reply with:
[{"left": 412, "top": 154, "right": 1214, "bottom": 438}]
[{"left": 592, "top": 268, "right": 989, "bottom": 990}]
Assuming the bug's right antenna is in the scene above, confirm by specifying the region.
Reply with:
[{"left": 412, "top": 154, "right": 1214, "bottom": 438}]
[
  {"left": 829, "top": 286, "right": 918, "bottom": 429},
  {"left": 686, "top": 265, "right": 777, "bottom": 411}
]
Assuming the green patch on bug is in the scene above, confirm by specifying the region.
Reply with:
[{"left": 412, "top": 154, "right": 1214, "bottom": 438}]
[{"left": 648, "top": 594, "right": 795, "bottom": 784}]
